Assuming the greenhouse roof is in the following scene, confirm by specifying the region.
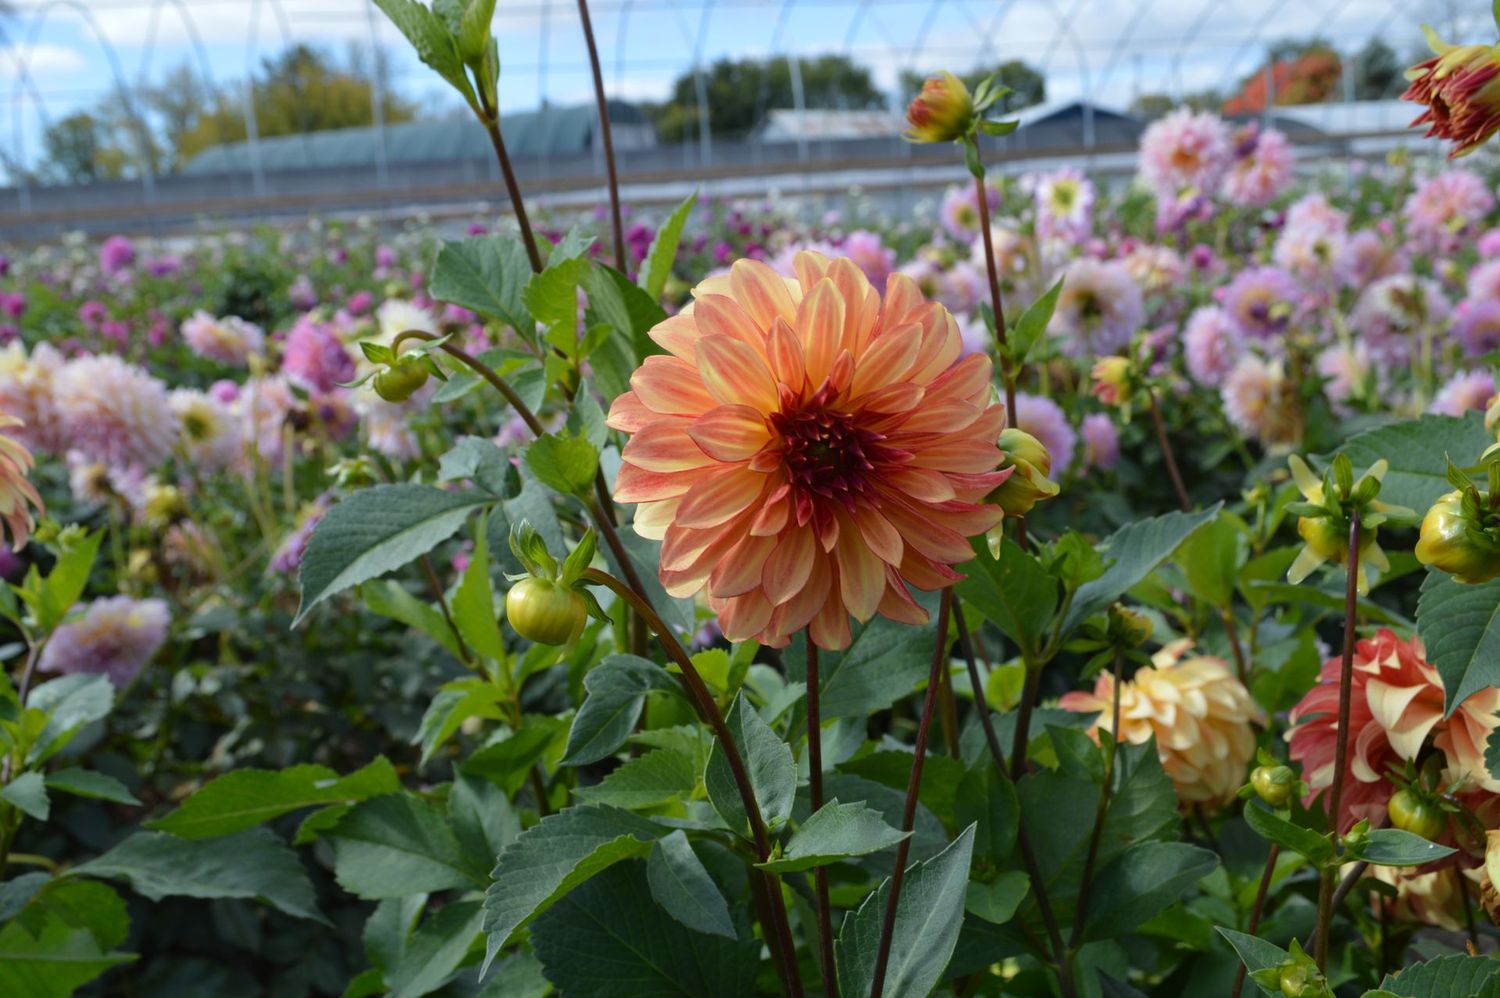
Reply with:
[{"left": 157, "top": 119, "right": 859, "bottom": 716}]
[{"left": 182, "top": 101, "right": 648, "bottom": 175}]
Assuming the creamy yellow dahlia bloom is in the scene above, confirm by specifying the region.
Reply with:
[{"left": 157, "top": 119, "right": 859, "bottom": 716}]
[
  {"left": 607, "top": 251, "right": 1010, "bottom": 650},
  {"left": 1060, "top": 639, "right": 1266, "bottom": 810}
]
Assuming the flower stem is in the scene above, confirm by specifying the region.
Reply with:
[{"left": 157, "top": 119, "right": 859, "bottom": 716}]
[
  {"left": 1312, "top": 516, "right": 1362, "bottom": 972},
  {"left": 1220, "top": 607, "right": 1249, "bottom": 685},
  {"left": 574, "top": 0, "right": 626, "bottom": 273},
  {"left": 806, "top": 640, "right": 838, "bottom": 998},
  {"left": 419, "top": 553, "right": 472, "bottom": 666},
  {"left": 869, "top": 589, "right": 953, "bottom": 998},
  {"left": 474, "top": 90, "right": 543, "bottom": 274},
  {"left": 1068, "top": 648, "right": 1125, "bottom": 953},
  {"left": 583, "top": 567, "right": 803, "bottom": 997},
  {"left": 952, "top": 601, "right": 1074, "bottom": 997},
  {"left": 1230, "top": 845, "right": 1281, "bottom": 998},
  {"left": 1008, "top": 666, "right": 1041, "bottom": 781},
  {"left": 1147, "top": 387, "right": 1190, "bottom": 512},
  {"left": 972, "top": 169, "right": 1029, "bottom": 551}
]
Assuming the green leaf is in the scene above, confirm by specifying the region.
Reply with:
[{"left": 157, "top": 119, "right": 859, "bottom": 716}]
[
  {"left": 1176, "top": 512, "right": 1242, "bottom": 607},
  {"left": 1416, "top": 569, "right": 1500, "bottom": 715},
  {"left": 0, "top": 910, "right": 134, "bottom": 998},
  {"left": 1242, "top": 801, "right": 1333, "bottom": 864},
  {"left": 0, "top": 872, "right": 49, "bottom": 922},
  {"left": 955, "top": 764, "right": 1019, "bottom": 863},
  {"left": 480, "top": 803, "right": 665, "bottom": 971},
  {"left": 1078, "top": 842, "right": 1218, "bottom": 942},
  {"left": 456, "top": 0, "right": 495, "bottom": 62},
  {"left": 386, "top": 900, "right": 484, "bottom": 998},
  {"left": 585, "top": 265, "right": 667, "bottom": 362},
  {"left": 1334, "top": 412, "right": 1493, "bottom": 512},
  {"left": 450, "top": 770, "right": 520, "bottom": 870},
  {"left": 705, "top": 693, "right": 796, "bottom": 836},
  {"left": 965, "top": 871, "right": 1029, "bottom": 925},
  {"left": 429, "top": 236, "right": 533, "bottom": 333},
  {"left": 363, "top": 894, "right": 426, "bottom": 978},
  {"left": 1379, "top": 954, "right": 1500, "bottom": 995},
  {"left": 415, "top": 681, "right": 509, "bottom": 767},
  {"left": 325, "top": 793, "right": 483, "bottom": 899},
  {"left": 74, "top": 828, "right": 324, "bottom": 922},
  {"left": 562, "top": 654, "right": 678, "bottom": 766},
  {"left": 1216, "top": 928, "right": 1292, "bottom": 997},
  {"left": 36, "top": 530, "right": 103, "bottom": 634},
  {"left": 523, "top": 257, "right": 591, "bottom": 331},
  {"left": 647, "top": 830, "right": 736, "bottom": 939},
  {"left": 529, "top": 862, "right": 757, "bottom": 997},
  {"left": 463, "top": 716, "right": 565, "bottom": 797},
  {"left": 785, "top": 591, "right": 939, "bottom": 719},
  {"left": 452, "top": 512, "right": 505, "bottom": 661},
  {"left": 0, "top": 772, "right": 49, "bottom": 820},
  {"left": 26, "top": 674, "right": 112, "bottom": 765},
  {"left": 44, "top": 768, "right": 138, "bottom": 806},
  {"left": 758, "top": 799, "right": 910, "bottom": 873},
  {"left": 956, "top": 537, "right": 1055, "bottom": 660},
  {"left": 437, "top": 436, "right": 511, "bottom": 495},
  {"left": 835, "top": 823, "right": 976, "bottom": 998},
  {"left": 1345, "top": 828, "right": 1457, "bottom": 866},
  {"left": 1063, "top": 504, "right": 1223, "bottom": 633},
  {"left": 22, "top": 879, "right": 130, "bottom": 952},
  {"left": 524, "top": 433, "right": 599, "bottom": 497},
  {"left": 638, "top": 192, "right": 697, "bottom": 302},
  {"left": 1008, "top": 277, "right": 1063, "bottom": 363},
  {"left": 371, "top": 0, "right": 473, "bottom": 101},
  {"left": 295, "top": 484, "right": 494, "bottom": 624},
  {"left": 363, "top": 580, "right": 465, "bottom": 661},
  {"left": 573, "top": 745, "right": 700, "bottom": 809},
  {"left": 145, "top": 758, "right": 399, "bottom": 839}
]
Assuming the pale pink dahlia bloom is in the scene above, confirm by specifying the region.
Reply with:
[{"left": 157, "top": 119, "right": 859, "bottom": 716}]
[
  {"left": 1405, "top": 169, "right": 1495, "bottom": 252},
  {"left": 1138, "top": 109, "right": 1232, "bottom": 199},
  {"left": 1048, "top": 258, "right": 1144, "bottom": 357},
  {"left": 1430, "top": 370, "right": 1496, "bottom": 416},
  {"left": 1183, "top": 307, "right": 1242, "bottom": 387},
  {"left": 180, "top": 310, "right": 265, "bottom": 366},
  {"left": 0, "top": 342, "right": 66, "bottom": 455},
  {"left": 170, "top": 389, "right": 241, "bottom": 473},
  {"left": 1222, "top": 354, "right": 1300, "bottom": 449},
  {"left": 54, "top": 355, "right": 178, "bottom": 471}
]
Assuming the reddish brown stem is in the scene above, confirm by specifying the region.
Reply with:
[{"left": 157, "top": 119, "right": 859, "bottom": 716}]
[
  {"left": 1147, "top": 387, "right": 1191, "bottom": 512},
  {"left": 1313, "top": 516, "right": 1362, "bottom": 972},
  {"left": 478, "top": 108, "right": 543, "bottom": 273},
  {"left": 1068, "top": 648, "right": 1124, "bottom": 951},
  {"left": 574, "top": 0, "right": 626, "bottom": 273},
  {"left": 1230, "top": 844, "right": 1280, "bottom": 998},
  {"left": 869, "top": 589, "right": 952, "bottom": 998}
]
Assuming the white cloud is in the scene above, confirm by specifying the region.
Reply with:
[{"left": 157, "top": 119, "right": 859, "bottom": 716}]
[{"left": 0, "top": 42, "right": 87, "bottom": 80}]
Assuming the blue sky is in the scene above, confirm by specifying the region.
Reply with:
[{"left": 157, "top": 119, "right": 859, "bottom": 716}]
[{"left": 0, "top": 0, "right": 1487, "bottom": 179}]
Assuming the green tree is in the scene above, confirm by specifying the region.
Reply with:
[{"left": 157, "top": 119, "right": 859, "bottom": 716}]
[
  {"left": 900, "top": 60, "right": 1046, "bottom": 112},
  {"left": 650, "top": 54, "right": 884, "bottom": 143},
  {"left": 39, "top": 111, "right": 128, "bottom": 184},
  {"left": 1353, "top": 38, "right": 1402, "bottom": 99}
]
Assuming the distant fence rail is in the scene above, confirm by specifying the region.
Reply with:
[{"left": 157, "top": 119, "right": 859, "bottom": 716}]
[{"left": 0, "top": 126, "right": 1433, "bottom": 243}]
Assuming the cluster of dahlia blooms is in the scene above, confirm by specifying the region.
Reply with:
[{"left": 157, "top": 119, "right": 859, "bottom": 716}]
[
  {"left": 1288, "top": 629, "right": 1500, "bottom": 834},
  {"left": 1060, "top": 640, "right": 1265, "bottom": 810}
]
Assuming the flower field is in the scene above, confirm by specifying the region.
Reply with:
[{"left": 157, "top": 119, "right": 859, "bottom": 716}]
[{"left": 8, "top": 7, "right": 1500, "bottom": 997}]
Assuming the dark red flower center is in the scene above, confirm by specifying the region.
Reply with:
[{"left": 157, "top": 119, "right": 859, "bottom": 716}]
[{"left": 770, "top": 383, "right": 908, "bottom": 522}]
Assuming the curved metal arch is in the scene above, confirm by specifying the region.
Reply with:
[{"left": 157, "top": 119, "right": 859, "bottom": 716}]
[
  {"left": 952, "top": 0, "right": 1022, "bottom": 72},
  {"left": 15, "top": 0, "right": 158, "bottom": 199},
  {"left": 1210, "top": 0, "right": 1347, "bottom": 103},
  {"left": 613, "top": 0, "right": 635, "bottom": 92},
  {"left": 242, "top": 0, "right": 300, "bottom": 197},
  {"left": 1168, "top": 0, "right": 1219, "bottom": 100},
  {"left": 905, "top": 0, "right": 948, "bottom": 76},
  {"left": 1033, "top": 0, "right": 1089, "bottom": 81},
  {"left": 134, "top": 0, "right": 219, "bottom": 96},
  {"left": 1095, "top": 0, "right": 1159, "bottom": 96}
]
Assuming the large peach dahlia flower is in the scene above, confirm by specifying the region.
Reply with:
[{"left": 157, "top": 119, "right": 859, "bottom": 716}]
[{"left": 606, "top": 251, "right": 1010, "bottom": 650}]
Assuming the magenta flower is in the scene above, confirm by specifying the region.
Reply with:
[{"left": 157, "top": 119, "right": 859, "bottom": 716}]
[{"left": 98, "top": 235, "right": 136, "bottom": 276}]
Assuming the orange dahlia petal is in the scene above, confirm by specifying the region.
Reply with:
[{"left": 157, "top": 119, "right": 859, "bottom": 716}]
[
  {"left": 622, "top": 421, "right": 718, "bottom": 472},
  {"left": 797, "top": 279, "right": 846, "bottom": 386},
  {"left": 716, "top": 590, "right": 776, "bottom": 644},
  {"left": 809, "top": 584, "right": 853, "bottom": 650},
  {"left": 647, "top": 312, "right": 702, "bottom": 361},
  {"left": 615, "top": 462, "right": 702, "bottom": 503},
  {"left": 792, "top": 250, "right": 833, "bottom": 291},
  {"left": 605, "top": 391, "right": 657, "bottom": 433},
  {"left": 849, "top": 322, "right": 921, "bottom": 398},
  {"left": 694, "top": 294, "right": 769, "bottom": 352},
  {"left": 632, "top": 355, "right": 718, "bottom": 416},
  {"left": 762, "top": 523, "right": 817, "bottom": 605},
  {"left": 674, "top": 465, "right": 768, "bottom": 529},
  {"left": 696, "top": 335, "right": 779, "bottom": 412},
  {"left": 852, "top": 505, "right": 904, "bottom": 566},
  {"left": 730, "top": 259, "right": 797, "bottom": 329},
  {"left": 687, "top": 404, "right": 771, "bottom": 462},
  {"left": 709, "top": 533, "right": 778, "bottom": 598}
]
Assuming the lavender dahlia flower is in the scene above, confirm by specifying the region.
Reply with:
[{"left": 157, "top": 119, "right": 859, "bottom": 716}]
[
  {"left": 39, "top": 596, "right": 170, "bottom": 687},
  {"left": 282, "top": 315, "right": 356, "bottom": 393},
  {"left": 1222, "top": 124, "right": 1294, "bottom": 207},
  {"left": 1183, "top": 307, "right": 1243, "bottom": 387},
  {"left": 181, "top": 310, "right": 265, "bottom": 366},
  {"left": 1015, "top": 393, "right": 1076, "bottom": 474},
  {"left": 1221, "top": 266, "right": 1300, "bottom": 342}
]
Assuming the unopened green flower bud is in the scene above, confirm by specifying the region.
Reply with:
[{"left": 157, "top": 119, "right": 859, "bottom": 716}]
[
  {"left": 373, "top": 355, "right": 430, "bottom": 403},
  {"left": 1416, "top": 489, "right": 1500, "bottom": 584},
  {"left": 903, "top": 72, "right": 975, "bottom": 143}
]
